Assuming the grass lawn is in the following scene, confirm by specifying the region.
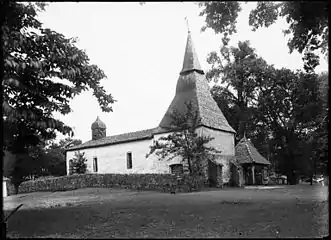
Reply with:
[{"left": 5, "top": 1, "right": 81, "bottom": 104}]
[{"left": 4, "top": 185, "right": 328, "bottom": 238}]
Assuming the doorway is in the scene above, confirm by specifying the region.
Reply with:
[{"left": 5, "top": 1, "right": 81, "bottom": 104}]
[{"left": 208, "top": 160, "right": 218, "bottom": 187}]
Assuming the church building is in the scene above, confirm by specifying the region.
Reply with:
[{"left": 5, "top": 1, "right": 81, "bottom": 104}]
[{"left": 66, "top": 29, "right": 243, "bottom": 187}]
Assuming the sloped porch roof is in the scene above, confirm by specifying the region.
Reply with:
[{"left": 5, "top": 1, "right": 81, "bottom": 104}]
[{"left": 235, "top": 137, "right": 271, "bottom": 165}]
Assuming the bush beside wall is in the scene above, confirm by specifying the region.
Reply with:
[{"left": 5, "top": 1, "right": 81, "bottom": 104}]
[
  {"left": 7, "top": 182, "right": 16, "bottom": 196},
  {"left": 8, "top": 173, "right": 208, "bottom": 195}
]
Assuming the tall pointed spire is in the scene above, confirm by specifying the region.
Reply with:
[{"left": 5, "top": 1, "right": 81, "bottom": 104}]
[
  {"left": 180, "top": 18, "right": 204, "bottom": 75},
  {"left": 158, "top": 23, "right": 235, "bottom": 134}
]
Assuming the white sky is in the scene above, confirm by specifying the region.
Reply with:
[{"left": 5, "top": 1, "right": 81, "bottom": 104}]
[{"left": 37, "top": 2, "right": 328, "bottom": 143}]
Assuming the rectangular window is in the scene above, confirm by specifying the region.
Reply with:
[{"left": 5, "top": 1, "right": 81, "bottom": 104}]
[
  {"left": 127, "top": 152, "right": 132, "bottom": 169},
  {"left": 93, "top": 157, "right": 98, "bottom": 173},
  {"left": 170, "top": 164, "right": 183, "bottom": 175}
]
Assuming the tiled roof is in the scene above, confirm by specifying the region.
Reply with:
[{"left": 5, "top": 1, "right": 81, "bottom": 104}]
[
  {"left": 67, "top": 127, "right": 169, "bottom": 151},
  {"left": 235, "top": 137, "right": 271, "bottom": 165}
]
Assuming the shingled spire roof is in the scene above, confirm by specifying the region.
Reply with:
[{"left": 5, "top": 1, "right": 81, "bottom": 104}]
[
  {"left": 180, "top": 30, "right": 204, "bottom": 75},
  {"left": 159, "top": 31, "right": 235, "bottom": 133}
]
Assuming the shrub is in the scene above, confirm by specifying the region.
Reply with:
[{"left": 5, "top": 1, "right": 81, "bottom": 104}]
[
  {"left": 8, "top": 173, "right": 208, "bottom": 195},
  {"left": 69, "top": 151, "right": 87, "bottom": 175}
]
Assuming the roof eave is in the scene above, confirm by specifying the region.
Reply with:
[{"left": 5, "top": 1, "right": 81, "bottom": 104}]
[
  {"left": 180, "top": 69, "right": 204, "bottom": 75},
  {"left": 200, "top": 124, "right": 236, "bottom": 134},
  {"left": 66, "top": 135, "right": 154, "bottom": 152}
]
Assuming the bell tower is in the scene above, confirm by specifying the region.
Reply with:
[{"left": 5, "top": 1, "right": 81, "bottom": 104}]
[
  {"left": 91, "top": 116, "right": 106, "bottom": 140},
  {"left": 159, "top": 27, "right": 235, "bottom": 134}
]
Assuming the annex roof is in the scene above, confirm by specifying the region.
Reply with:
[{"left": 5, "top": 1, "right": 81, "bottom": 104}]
[{"left": 235, "top": 137, "right": 271, "bottom": 165}]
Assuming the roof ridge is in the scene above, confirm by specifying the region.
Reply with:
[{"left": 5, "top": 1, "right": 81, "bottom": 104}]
[
  {"left": 194, "top": 73, "right": 204, "bottom": 125},
  {"left": 241, "top": 137, "right": 255, "bottom": 163},
  {"left": 244, "top": 139, "right": 255, "bottom": 164},
  {"left": 103, "top": 127, "right": 158, "bottom": 139},
  {"left": 67, "top": 126, "right": 162, "bottom": 151}
]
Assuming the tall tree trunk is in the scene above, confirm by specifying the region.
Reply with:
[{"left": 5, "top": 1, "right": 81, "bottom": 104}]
[
  {"left": 2, "top": 222, "right": 7, "bottom": 240},
  {"left": 187, "top": 157, "right": 192, "bottom": 175},
  {"left": 283, "top": 131, "right": 299, "bottom": 185},
  {"left": 285, "top": 156, "right": 296, "bottom": 185},
  {"left": 237, "top": 76, "right": 245, "bottom": 140},
  {"left": 309, "top": 156, "right": 314, "bottom": 185},
  {"left": 14, "top": 183, "right": 19, "bottom": 194}
]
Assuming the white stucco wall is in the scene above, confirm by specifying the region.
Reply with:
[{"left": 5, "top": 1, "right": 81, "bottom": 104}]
[
  {"left": 196, "top": 126, "right": 235, "bottom": 183},
  {"left": 3, "top": 180, "right": 8, "bottom": 197},
  {"left": 196, "top": 126, "right": 235, "bottom": 155},
  {"left": 66, "top": 127, "right": 235, "bottom": 183},
  {"left": 66, "top": 137, "right": 177, "bottom": 175}
]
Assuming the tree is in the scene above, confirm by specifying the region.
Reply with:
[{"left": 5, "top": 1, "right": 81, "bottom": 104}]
[
  {"left": 8, "top": 143, "right": 49, "bottom": 193},
  {"left": 46, "top": 137, "right": 82, "bottom": 156},
  {"left": 207, "top": 40, "right": 272, "bottom": 142},
  {"left": 45, "top": 137, "right": 83, "bottom": 176},
  {"left": 4, "top": 137, "right": 82, "bottom": 193},
  {"left": 9, "top": 155, "right": 34, "bottom": 194},
  {"left": 199, "top": 2, "right": 329, "bottom": 71},
  {"left": 69, "top": 151, "right": 88, "bottom": 175},
  {"left": 257, "top": 69, "right": 324, "bottom": 184},
  {"left": 2, "top": 2, "right": 115, "bottom": 156},
  {"left": 207, "top": 38, "right": 324, "bottom": 184},
  {"left": 308, "top": 71, "right": 329, "bottom": 177},
  {"left": 147, "top": 102, "right": 221, "bottom": 176}
]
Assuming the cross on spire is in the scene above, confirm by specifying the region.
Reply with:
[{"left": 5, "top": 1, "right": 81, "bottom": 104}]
[{"left": 185, "top": 16, "right": 190, "bottom": 33}]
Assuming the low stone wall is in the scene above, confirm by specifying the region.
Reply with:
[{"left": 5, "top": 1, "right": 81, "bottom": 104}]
[{"left": 7, "top": 173, "right": 208, "bottom": 195}]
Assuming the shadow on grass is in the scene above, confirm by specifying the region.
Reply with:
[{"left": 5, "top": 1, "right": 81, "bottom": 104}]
[
  {"left": 6, "top": 193, "right": 328, "bottom": 238},
  {"left": 219, "top": 200, "right": 252, "bottom": 205}
]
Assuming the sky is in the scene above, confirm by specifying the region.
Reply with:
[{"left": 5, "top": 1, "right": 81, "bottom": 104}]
[{"left": 37, "top": 2, "right": 328, "bottom": 143}]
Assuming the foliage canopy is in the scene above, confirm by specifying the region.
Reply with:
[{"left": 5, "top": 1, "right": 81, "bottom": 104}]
[
  {"left": 2, "top": 2, "right": 115, "bottom": 155},
  {"left": 199, "top": 2, "right": 329, "bottom": 72}
]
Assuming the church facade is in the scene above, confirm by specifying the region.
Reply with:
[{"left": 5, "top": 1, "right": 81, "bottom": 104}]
[{"left": 66, "top": 30, "right": 241, "bottom": 186}]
